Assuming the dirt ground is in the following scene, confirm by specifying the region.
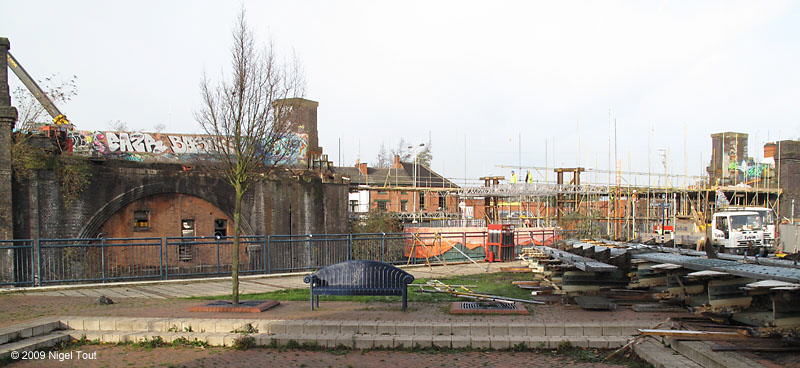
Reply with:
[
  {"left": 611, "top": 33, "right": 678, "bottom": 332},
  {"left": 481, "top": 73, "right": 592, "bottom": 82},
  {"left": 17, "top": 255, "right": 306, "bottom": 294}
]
[
  {"left": 6, "top": 345, "right": 639, "bottom": 368},
  {"left": 0, "top": 293, "right": 681, "bottom": 327}
]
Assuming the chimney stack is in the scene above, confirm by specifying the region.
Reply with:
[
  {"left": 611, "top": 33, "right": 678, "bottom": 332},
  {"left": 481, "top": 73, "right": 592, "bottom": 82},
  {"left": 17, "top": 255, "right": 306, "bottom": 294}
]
[
  {"left": 357, "top": 162, "right": 368, "bottom": 175},
  {"left": 392, "top": 154, "right": 403, "bottom": 169}
]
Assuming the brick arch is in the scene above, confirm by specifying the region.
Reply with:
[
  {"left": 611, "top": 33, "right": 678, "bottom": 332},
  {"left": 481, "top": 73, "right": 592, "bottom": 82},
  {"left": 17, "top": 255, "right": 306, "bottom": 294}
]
[{"left": 77, "top": 180, "right": 253, "bottom": 239}]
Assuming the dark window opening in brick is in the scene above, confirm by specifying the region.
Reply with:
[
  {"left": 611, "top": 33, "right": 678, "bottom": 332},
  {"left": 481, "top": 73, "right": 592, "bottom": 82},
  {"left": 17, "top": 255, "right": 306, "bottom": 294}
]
[
  {"left": 133, "top": 210, "right": 150, "bottom": 231},
  {"left": 401, "top": 200, "right": 408, "bottom": 212},
  {"left": 179, "top": 219, "right": 195, "bottom": 262},
  {"left": 214, "top": 219, "right": 227, "bottom": 237},
  {"left": 419, "top": 193, "right": 425, "bottom": 210},
  {"left": 376, "top": 200, "right": 388, "bottom": 212},
  {"left": 439, "top": 193, "right": 447, "bottom": 210}
]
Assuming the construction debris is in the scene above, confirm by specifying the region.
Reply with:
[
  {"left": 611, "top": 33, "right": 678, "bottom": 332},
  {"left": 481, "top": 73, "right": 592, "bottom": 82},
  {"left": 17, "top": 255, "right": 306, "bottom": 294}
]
[
  {"left": 415, "top": 280, "right": 544, "bottom": 305},
  {"left": 638, "top": 329, "right": 750, "bottom": 341}
]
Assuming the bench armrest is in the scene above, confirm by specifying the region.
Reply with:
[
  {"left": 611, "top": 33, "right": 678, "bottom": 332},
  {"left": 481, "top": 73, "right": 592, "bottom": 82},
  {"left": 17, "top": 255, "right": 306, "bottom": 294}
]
[
  {"left": 303, "top": 275, "right": 318, "bottom": 285},
  {"left": 402, "top": 274, "right": 415, "bottom": 285}
]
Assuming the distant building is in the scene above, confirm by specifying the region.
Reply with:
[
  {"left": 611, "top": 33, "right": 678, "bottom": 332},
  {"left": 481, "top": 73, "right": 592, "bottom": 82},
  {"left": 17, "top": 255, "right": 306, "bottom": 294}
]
[
  {"left": 707, "top": 132, "right": 749, "bottom": 186},
  {"left": 334, "top": 155, "right": 460, "bottom": 221}
]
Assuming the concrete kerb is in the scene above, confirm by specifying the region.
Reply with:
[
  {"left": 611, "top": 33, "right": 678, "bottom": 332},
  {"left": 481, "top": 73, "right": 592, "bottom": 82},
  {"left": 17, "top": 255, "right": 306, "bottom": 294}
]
[{"left": 0, "top": 261, "right": 477, "bottom": 295}]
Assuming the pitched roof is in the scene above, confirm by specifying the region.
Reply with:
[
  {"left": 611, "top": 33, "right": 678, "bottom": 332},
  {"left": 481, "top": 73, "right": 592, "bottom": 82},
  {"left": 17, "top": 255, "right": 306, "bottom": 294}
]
[{"left": 333, "top": 163, "right": 458, "bottom": 188}]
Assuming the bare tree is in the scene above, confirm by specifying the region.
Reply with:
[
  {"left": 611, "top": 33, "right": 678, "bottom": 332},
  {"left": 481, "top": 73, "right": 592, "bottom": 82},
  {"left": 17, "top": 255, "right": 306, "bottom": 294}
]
[
  {"left": 107, "top": 119, "right": 128, "bottom": 132},
  {"left": 195, "top": 9, "right": 304, "bottom": 304},
  {"left": 11, "top": 74, "right": 78, "bottom": 131},
  {"left": 375, "top": 142, "right": 391, "bottom": 168}
]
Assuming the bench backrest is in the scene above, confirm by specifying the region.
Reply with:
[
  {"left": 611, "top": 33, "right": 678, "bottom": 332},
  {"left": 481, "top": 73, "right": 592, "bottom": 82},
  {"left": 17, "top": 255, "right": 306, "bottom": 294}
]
[{"left": 311, "top": 260, "right": 414, "bottom": 289}]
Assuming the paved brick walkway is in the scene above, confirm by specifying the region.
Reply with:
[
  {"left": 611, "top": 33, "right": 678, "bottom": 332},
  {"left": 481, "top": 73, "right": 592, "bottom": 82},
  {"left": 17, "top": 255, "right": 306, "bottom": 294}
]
[
  {"left": 7, "top": 345, "right": 633, "bottom": 368},
  {"left": 6, "top": 263, "right": 494, "bottom": 299}
]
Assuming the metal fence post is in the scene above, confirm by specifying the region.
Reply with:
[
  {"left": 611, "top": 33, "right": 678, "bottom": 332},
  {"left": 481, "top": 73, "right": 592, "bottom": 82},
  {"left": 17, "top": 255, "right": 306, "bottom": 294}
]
[
  {"left": 307, "top": 234, "right": 313, "bottom": 268},
  {"left": 265, "top": 235, "right": 272, "bottom": 274},
  {"left": 380, "top": 233, "right": 385, "bottom": 263},
  {"left": 348, "top": 233, "right": 353, "bottom": 261},
  {"left": 161, "top": 236, "right": 167, "bottom": 280},
  {"left": 216, "top": 237, "right": 221, "bottom": 275},
  {"left": 100, "top": 238, "right": 106, "bottom": 283},
  {"left": 35, "top": 238, "right": 41, "bottom": 287}
]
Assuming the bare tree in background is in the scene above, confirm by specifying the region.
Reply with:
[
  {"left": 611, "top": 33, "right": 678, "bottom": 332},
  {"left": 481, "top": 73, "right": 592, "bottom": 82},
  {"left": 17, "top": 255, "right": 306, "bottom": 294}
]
[
  {"left": 107, "top": 120, "right": 128, "bottom": 132},
  {"left": 11, "top": 74, "right": 78, "bottom": 131},
  {"left": 195, "top": 10, "right": 304, "bottom": 304}
]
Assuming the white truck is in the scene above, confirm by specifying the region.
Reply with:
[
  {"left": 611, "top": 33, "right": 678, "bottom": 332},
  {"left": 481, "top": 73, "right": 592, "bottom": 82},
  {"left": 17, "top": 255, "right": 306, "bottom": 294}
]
[
  {"left": 719, "top": 206, "right": 777, "bottom": 246},
  {"left": 710, "top": 210, "right": 768, "bottom": 255}
]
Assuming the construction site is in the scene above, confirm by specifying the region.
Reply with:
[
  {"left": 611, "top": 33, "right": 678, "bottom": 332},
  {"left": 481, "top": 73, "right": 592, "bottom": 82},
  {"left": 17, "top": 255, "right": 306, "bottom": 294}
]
[{"left": 3, "top": 2, "right": 800, "bottom": 367}]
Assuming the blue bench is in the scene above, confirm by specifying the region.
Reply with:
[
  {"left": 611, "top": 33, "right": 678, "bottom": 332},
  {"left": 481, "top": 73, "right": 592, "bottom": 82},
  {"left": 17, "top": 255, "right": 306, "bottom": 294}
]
[{"left": 303, "top": 260, "right": 415, "bottom": 311}]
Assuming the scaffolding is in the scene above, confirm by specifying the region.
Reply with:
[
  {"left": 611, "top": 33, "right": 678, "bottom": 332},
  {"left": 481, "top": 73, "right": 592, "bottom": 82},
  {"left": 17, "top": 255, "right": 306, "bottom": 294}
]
[{"left": 458, "top": 165, "right": 781, "bottom": 241}]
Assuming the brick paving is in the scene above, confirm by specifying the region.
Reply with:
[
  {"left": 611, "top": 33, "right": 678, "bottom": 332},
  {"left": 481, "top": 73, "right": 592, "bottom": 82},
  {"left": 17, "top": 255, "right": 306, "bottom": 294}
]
[{"left": 7, "top": 345, "right": 633, "bottom": 368}]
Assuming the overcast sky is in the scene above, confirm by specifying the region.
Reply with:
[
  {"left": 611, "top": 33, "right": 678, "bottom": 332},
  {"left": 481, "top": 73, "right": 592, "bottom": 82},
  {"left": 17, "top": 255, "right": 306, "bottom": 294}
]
[{"left": 2, "top": 1, "right": 799, "bottom": 185}]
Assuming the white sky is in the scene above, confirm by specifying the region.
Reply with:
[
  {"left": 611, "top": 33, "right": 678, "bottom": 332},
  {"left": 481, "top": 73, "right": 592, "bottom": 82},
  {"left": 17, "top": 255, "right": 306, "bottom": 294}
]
[{"left": 2, "top": 1, "right": 799, "bottom": 185}]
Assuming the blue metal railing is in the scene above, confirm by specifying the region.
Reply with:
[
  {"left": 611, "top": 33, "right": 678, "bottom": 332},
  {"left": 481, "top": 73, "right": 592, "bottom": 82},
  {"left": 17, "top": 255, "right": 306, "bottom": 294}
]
[{"left": 0, "top": 229, "right": 563, "bottom": 288}]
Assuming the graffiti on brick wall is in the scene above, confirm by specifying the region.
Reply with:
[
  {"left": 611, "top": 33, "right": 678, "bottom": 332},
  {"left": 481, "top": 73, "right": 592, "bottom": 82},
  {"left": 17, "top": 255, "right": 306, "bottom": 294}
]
[{"left": 69, "top": 131, "right": 308, "bottom": 164}]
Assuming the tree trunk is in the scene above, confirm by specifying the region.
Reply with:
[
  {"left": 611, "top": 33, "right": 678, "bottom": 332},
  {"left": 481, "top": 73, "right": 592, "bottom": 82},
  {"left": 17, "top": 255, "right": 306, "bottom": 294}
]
[{"left": 232, "top": 185, "right": 243, "bottom": 305}]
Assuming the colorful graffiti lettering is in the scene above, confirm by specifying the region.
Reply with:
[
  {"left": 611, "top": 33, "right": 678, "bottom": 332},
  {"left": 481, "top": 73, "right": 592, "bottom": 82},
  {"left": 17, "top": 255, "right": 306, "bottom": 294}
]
[{"left": 68, "top": 130, "right": 308, "bottom": 165}]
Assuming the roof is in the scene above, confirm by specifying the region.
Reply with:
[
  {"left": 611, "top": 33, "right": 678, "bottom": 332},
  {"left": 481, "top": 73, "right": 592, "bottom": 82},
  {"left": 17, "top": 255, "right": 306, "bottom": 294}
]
[{"left": 333, "top": 162, "right": 459, "bottom": 189}]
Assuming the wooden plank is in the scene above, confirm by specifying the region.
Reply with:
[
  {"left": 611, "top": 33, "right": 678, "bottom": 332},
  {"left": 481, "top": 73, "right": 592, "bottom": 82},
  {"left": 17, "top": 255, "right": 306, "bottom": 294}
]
[{"left": 638, "top": 329, "right": 750, "bottom": 340}]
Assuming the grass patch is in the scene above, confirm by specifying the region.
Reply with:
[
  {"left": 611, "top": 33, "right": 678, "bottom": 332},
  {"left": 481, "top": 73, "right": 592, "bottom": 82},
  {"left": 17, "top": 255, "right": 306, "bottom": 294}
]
[{"left": 187, "top": 272, "right": 534, "bottom": 304}]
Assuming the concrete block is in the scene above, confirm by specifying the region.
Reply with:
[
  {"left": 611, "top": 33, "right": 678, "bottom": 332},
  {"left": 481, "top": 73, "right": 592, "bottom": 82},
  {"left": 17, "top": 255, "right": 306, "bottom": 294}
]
[
  {"left": 253, "top": 334, "right": 273, "bottom": 347},
  {"left": 450, "top": 323, "right": 471, "bottom": 337},
  {"left": 207, "top": 334, "right": 227, "bottom": 346},
  {"left": 432, "top": 323, "right": 451, "bottom": 336},
  {"left": 196, "top": 320, "right": 218, "bottom": 333},
  {"left": 564, "top": 323, "right": 583, "bottom": 336},
  {"left": 527, "top": 324, "right": 547, "bottom": 336},
  {"left": 339, "top": 321, "right": 358, "bottom": 335},
  {"left": 17, "top": 326, "right": 34, "bottom": 338},
  {"left": 489, "top": 324, "right": 509, "bottom": 336},
  {"left": 83, "top": 319, "right": 101, "bottom": 331},
  {"left": 99, "top": 319, "right": 116, "bottom": 331},
  {"left": 545, "top": 323, "right": 565, "bottom": 336},
  {"left": 315, "top": 336, "right": 339, "bottom": 348},
  {"left": 353, "top": 335, "right": 373, "bottom": 349},
  {"left": 303, "top": 323, "right": 322, "bottom": 335},
  {"left": 281, "top": 320, "right": 307, "bottom": 335},
  {"left": 470, "top": 325, "right": 490, "bottom": 336},
  {"left": 432, "top": 335, "right": 451, "bottom": 349},
  {"left": 266, "top": 321, "right": 286, "bottom": 335},
  {"left": 451, "top": 336, "right": 470, "bottom": 349},
  {"left": 372, "top": 335, "right": 393, "bottom": 348},
  {"left": 101, "top": 333, "right": 123, "bottom": 343},
  {"left": 335, "top": 335, "right": 354, "bottom": 348},
  {"left": 606, "top": 336, "right": 629, "bottom": 348},
  {"left": 114, "top": 319, "right": 134, "bottom": 331},
  {"left": 414, "top": 324, "right": 433, "bottom": 335},
  {"left": 602, "top": 325, "right": 623, "bottom": 336},
  {"left": 375, "top": 322, "right": 395, "bottom": 335},
  {"left": 357, "top": 323, "right": 376, "bottom": 335},
  {"left": 507, "top": 323, "right": 527, "bottom": 336},
  {"left": 583, "top": 324, "right": 603, "bottom": 336},
  {"left": 565, "top": 336, "right": 589, "bottom": 348},
  {"left": 395, "top": 322, "right": 415, "bottom": 336},
  {"left": 61, "top": 318, "right": 84, "bottom": 330},
  {"left": 471, "top": 336, "right": 491, "bottom": 349},
  {"left": 508, "top": 336, "right": 528, "bottom": 349},
  {"left": 319, "top": 321, "right": 341, "bottom": 335},
  {"left": 548, "top": 338, "right": 568, "bottom": 349},
  {"left": 413, "top": 335, "right": 433, "bottom": 348},
  {"left": 527, "top": 336, "right": 550, "bottom": 349},
  {"left": 490, "top": 336, "right": 511, "bottom": 350},
  {"left": 394, "top": 335, "right": 413, "bottom": 349},
  {"left": 587, "top": 337, "right": 609, "bottom": 349}
]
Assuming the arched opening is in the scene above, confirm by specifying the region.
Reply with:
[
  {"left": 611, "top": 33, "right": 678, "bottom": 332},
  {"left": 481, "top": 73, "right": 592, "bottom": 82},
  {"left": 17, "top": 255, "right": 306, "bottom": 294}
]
[{"left": 97, "top": 193, "right": 232, "bottom": 239}]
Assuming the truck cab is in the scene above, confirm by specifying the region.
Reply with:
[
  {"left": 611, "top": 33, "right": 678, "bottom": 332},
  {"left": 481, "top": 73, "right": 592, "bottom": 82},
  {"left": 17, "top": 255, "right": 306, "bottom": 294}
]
[
  {"left": 719, "top": 206, "right": 777, "bottom": 246},
  {"left": 711, "top": 211, "right": 767, "bottom": 254}
]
